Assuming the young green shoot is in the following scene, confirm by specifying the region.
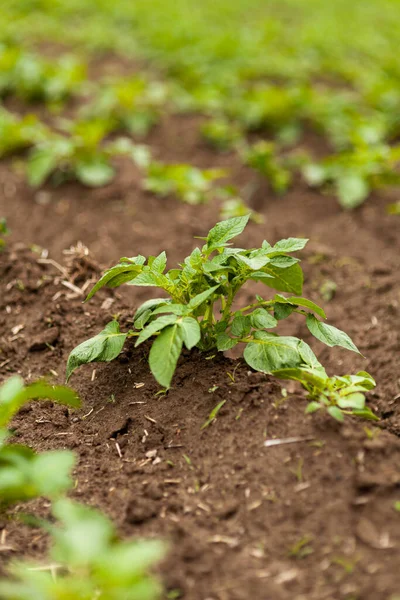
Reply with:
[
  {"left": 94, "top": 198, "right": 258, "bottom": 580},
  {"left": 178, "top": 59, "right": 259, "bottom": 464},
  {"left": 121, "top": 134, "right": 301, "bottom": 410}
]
[{"left": 67, "top": 216, "right": 376, "bottom": 421}]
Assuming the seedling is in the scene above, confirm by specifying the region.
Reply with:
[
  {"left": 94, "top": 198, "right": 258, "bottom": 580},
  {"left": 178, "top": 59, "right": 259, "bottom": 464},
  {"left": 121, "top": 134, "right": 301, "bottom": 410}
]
[
  {"left": 288, "top": 535, "right": 314, "bottom": 559},
  {"left": 82, "top": 76, "right": 167, "bottom": 136},
  {"left": 67, "top": 216, "right": 376, "bottom": 421},
  {"left": 201, "top": 400, "right": 226, "bottom": 429},
  {"left": 243, "top": 141, "right": 292, "bottom": 194},
  {"left": 144, "top": 161, "right": 226, "bottom": 204},
  {"left": 0, "top": 376, "right": 80, "bottom": 508},
  {"left": 0, "top": 43, "right": 86, "bottom": 103},
  {"left": 0, "top": 499, "right": 165, "bottom": 600},
  {"left": 0, "top": 108, "right": 48, "bottom": 158},
  {"left": 201, "top": 118, "right": 243, "bottom": 151},
  {"left": 303, "top": 142, "right": 400, "bottom": 209},
  {"left": 273, "top": 368, "right": 378, "bottom": 421},
  {"left": 27, "top": 119, "right": 150, "bottom": 187}
]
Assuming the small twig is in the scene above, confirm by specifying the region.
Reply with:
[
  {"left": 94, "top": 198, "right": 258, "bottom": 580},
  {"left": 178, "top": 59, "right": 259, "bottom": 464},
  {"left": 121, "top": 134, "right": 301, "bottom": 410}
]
[
  {"left": 144, "top": 415, "right": 157, "bottom": 424},
  {"left": 115, "top": 442, "right": 122, "bottom": 458},
  {"left": 61, "top": 280, "right": 84, "bottom": 296},
  {"left": 264, "top": 436, "right": 314, "bottom": 448},
  {"left": 37, "top": 258, "right": 69, "bottom": 277}
]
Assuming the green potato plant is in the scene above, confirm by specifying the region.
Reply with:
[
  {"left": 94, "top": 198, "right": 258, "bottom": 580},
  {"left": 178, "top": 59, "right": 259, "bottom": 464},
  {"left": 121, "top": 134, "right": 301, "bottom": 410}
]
[
  {"left": 144, "top": 161, "right": 226, "bottom": 204},
  {"left": 0, "top": 376, "right": 80, "bottom": 509},
  {"left": 242, "top": 141, "right": 292, "bottom": 195},
  {"left": 67, "top": 216, "right": 376, "bottom": 421},
  {"left": 82, "top": 76, "right": 167, "bottom": 137},
  {"left": 303, "top": 141, "right": 400, "bottom": 209},
  {"left": 0, "top": 498, "right": 165, "bottom": 600},
  {"left": 27, "top": 119, "right": 151, "bottom": 187},
  {"left": 0, "top": 108, "right": 48, "bottom": 158},
  {"left": 0, "top": 43, "right": 86, "bottom": 103},
  {"left": 201, "top": 118, "right": 243, "bottom": 151}
]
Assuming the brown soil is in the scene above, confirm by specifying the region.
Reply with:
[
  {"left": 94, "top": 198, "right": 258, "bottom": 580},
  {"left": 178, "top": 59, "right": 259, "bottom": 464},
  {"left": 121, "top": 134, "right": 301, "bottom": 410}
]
[{"left": 0, "top": 94, "right": 400, "bottom": 598}]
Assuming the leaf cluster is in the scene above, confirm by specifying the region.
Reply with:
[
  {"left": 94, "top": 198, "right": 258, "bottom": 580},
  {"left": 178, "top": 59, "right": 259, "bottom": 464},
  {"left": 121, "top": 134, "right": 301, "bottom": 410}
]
[
  {"left": 0, "top": 43, "right": 86, "bottom": 104},
  {"left": 27, "top": 120, "right": 151, "bottom": 187},
  {"left": 274, "top": 367, "right": 378, "bottom": 421},
  {"left": 243, "top": 140, "right": 292, "bottom": 195},
  {"left": 81, "top": 76, "right": 168, "bottom": 137},
  {"left": 0, "top": 499, "right": 165, "bottom": 600},
  {"left": 0, "top": 108, "right": 48, "bottom": 158},
  {"left": 0, "top": 376, "right": 80, "bottom": 508},
  {"left": 303, "top": 142, "right": 400, "bottom": 209},
  {"left": 144, "top": 162, "right": 226, "bottom": 204},
  {"left": 67, "top": 216, "right": 376, "bottom": 421}
]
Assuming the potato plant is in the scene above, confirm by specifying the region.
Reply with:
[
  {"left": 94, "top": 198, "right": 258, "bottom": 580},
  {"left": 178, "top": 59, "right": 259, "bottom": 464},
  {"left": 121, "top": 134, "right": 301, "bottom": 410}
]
[
  {"left": 0, "top": 498, "right": 165, "bottom": 600},
  {"left": 242, "top": 141, "right": 292, "bottom": 195},
  {"left": 82, "top": 76, "right": 167, "bottom": 137},
  {"left": 144, "top": 161, "right": 226, "bottom": 204},
  {"left": 0, "top": 43, "right": 86, "bottom": 103},
  {"left": 27, "top": 119, "right": 151, "bottom": 187},
  {"left": 303, "top": 141, "right": 400, "bottom": 209},
  {"left": 0, "top": 376, "right": 165, "bottom": 598},
  {"left": 0, "top": 108, "right": 48, "bottom": 158},
  {"left": 0, "top": 376, "right": 80, "bottom": 508},
  {"left": 0, "top": 498, "right": 164, "bottom": 600},
  {"left": 67, "top": 216, "right": 376, "bottom": 421}
]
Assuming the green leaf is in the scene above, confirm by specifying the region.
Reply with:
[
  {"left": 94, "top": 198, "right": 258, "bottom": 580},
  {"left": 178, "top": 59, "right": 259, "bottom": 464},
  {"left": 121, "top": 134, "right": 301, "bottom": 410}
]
[
  {"left": 274, "top": 303, "right": 294, "bottom": 320},
  {"left": 235, "top": 253, "right": 270, "bottom": 270},
  {"left": 76, "top": 159, "right": 115, "bottom": 187},
  {"left": 135, "top": 315, "right": 178, "bottom": 346},
  {"left": 52, "top": 499, "right": 114, "bottom": 566},
  {"left": 0, "top": 376, "right": 80, "bottom": 428},
  {"left": 268, "top": 255, "right": 299, "bottom": 268},
  {"left": 298, "top": 340, "right": 324, "bottom": 370},
  {"left": 250, "top": 308, "right": 278, "bottom": 329},
  {"left": 134, "top": 298, "right": 171, "bottom": 324},
  {"left": 149, "top": 251, "right": 167, "bottom": 273},
  {"left": 231, "top": 314, "right": 251, "bottom": 337},
  {"left": 201, "top": 400, "right": 226, "bottom": 429},
  {"left": 152, "top": 304, "right": 188, "bottom": 316},
  {"left": 352, "top": 408, "right": 379, "bottom": 421},
  {"left": 243, "top": 332, "right": 306, "bottom": 374},
  {"left": 271, "top": 238, "right": 308, "bottom": 253},
  {"left": 306, "top": 314, "right": 360, "bottom": 354},
  {"left": 216, "top": 333, "right": 238, "bottom": 351},
  {"left": 337, "top": 393, "right": 365, "bottom": 410},
  {"left": 128, "top": 269, "right": 173, "bottom": 292},
  {"left": 179, "top": 317, "right": 201, "bottom": 349},
  {"left": 260, "top": 262, "right": 303, "bottom": 294},
  {"left": 66, "top": 321, "right": 127, "bottom": 381},
  {"left": 31, "top": 451, "right": 76, "bottom": 497},
  {"left": 27, "top": 148, "right": 58, "bottom": 186},
  {"left": 305, "top": 401, "right": 322, "bottom": 414},
  {"left": 188, "top": 285, "right": 220, "bottom": 309},
  {"left": 285, "top": 296, "right": 326, "bottom": 319},
  {"left": 327, "top": 406, "right": 345, "bottom": 422},
  {"left": 149, "top": 324, "right": 183, "bottom": 388},
  {"left": 273, "top": 367, "right": 327, "bottom": 388},
  {"left": 354, "top": 371, "right": 376, "bottom": 390},
  {"left": 336, "top": 172, "right": 369, "bottom": 209},
  {"left": 86, "top": 262, "right": 143, "bottom": 301},
  {"left": 206, "top": 215, "right": 249, "bottom": 251}
]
